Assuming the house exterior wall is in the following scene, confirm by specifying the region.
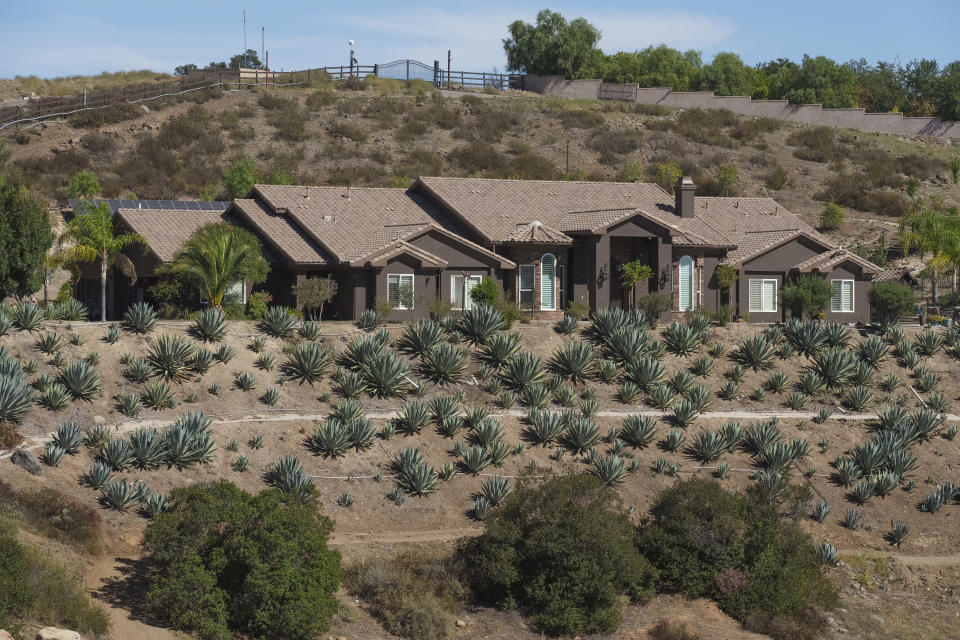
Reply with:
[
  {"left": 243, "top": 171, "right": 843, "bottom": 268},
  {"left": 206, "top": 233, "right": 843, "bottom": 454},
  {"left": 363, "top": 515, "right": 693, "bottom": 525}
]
[
  {"left": 498, "top": 244, "right": 568, "bottom": 319},
  {"left": 375, "top": 255, "right": 440, "bottom": 321},
  {"left": 818, "top": 264, "right": 872, "bottom": 323},
  {"left": 408, "top": 230, "right": 503, "bottom": 310},
  {"left": 736, "top": 270, "right": 785, "bottom": 323}
]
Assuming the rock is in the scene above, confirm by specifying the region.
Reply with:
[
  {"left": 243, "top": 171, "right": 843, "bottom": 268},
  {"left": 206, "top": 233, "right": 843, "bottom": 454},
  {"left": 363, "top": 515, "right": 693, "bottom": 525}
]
[
  {"left": 11, "top": 449, "right": 42, "bottom": 475},
  {"left": 140, "top": 104, "right": 150, "bottom": 113},
  {"left": 456, "top": 620, "right": 467, "bottom": 628},
  {"left": 36, "top": 629, "right": 83, "bottom": 640},
  {"left": 0, "top": 629, "right": 15, "bottom": 640},
  {"left": 93, "top": 415, "right": 105, "bottom": 424}
]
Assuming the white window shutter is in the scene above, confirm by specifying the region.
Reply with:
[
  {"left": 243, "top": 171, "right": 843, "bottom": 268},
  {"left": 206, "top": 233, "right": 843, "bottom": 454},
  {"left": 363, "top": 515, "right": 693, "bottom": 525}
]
[
  {"left": 678, "top": 257, "right": 693, "bottom": 311},
  {"left": 842, "top": 281, "right": 854, "bottom": 312},
  {"left": 451, "top": 275, "right": 463, "bottom": 308},
  {"left": 762, "top": 280, "right": 776, "bottom": 312},
  {"left": 541, "top": 255, "right": 556, "bottom": 310},
  {"left": 831, "top": 280, "right": 842, "bottom": 312},
  {"left": 749, "top": 279, "right": 761, "bottom": 312},
  {"left": 387, "top": 276, "right": 399, "bottom": 307},
  {"left": 520, "top": 265, "right": 535, "bottom": 291}
]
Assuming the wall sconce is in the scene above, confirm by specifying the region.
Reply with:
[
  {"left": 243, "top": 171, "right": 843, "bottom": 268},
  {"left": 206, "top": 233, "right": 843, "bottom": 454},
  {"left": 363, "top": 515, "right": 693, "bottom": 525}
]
[{"left": 597, "top": 263, "right": 608, "bottom": 288}]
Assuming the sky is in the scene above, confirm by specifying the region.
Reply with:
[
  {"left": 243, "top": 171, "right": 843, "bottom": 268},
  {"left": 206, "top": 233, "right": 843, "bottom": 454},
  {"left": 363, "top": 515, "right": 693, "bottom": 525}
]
[{"left": 1, "top": 1, "right": 959, "bottom": 79}]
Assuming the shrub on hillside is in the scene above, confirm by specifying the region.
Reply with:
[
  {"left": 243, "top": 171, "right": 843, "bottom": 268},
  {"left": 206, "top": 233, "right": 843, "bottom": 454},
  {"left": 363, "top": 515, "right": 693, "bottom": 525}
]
[
  {"left": 636, "top": 478, "right": 837, "bottom": 640},
  {"left": 0, "top": 481, "right": 101, "bottom": 554},
  {"left": 449, "top": 141, "right": 508, "bottom": 175},
  {"left": 786, "top": 127, "right": 843, "bottom": 162},
  {"left": 868, "top": 281, "right": 916, "bottom": 323},
  {"left": 818, "top": 202, "right": 845, "bottom": 230},
  {"left": 143, "top": 481, "right": 340, "bottom": 640},
  {"left": 457, "top": 475, "right": 657, "bottom": 636}
]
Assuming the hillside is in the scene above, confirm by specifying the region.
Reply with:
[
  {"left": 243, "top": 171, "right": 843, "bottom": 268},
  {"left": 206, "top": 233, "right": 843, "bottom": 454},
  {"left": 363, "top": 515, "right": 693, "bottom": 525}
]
[{"left": 5, "top": 79, "right": 960, "bottom": 254}]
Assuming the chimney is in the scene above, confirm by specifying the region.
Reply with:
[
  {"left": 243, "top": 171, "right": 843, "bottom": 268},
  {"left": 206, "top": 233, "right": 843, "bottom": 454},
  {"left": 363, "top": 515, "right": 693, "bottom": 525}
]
[{"left": 675, "top": 176, "right": 695, "bottom": 219}]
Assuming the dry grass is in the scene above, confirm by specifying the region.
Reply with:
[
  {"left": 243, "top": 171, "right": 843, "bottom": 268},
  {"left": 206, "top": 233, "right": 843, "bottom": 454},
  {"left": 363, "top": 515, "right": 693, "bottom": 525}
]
[{"left": 0, "top": 69, "right": 174, "bottom": 99}]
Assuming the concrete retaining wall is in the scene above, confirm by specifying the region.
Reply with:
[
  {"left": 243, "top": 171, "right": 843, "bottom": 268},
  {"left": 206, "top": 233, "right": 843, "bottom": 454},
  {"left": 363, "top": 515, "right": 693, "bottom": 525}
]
[{"left": 523, "top": 75, "right": 960, "bottom": 139}]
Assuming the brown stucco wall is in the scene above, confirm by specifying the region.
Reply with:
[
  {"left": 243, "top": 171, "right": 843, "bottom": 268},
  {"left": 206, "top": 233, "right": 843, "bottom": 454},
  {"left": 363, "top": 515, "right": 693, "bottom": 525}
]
[
  {"left": 498, "top": 244, "right": 567, "bottom": 319},
  {"left": 375, "top": 255, "right": 439, "bottom": 321}
]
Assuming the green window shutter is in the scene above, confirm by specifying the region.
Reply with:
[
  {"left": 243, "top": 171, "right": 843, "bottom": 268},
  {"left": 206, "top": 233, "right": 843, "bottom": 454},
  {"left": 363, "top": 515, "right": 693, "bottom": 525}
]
[{"left": 541, "top": 254, "right": 556, "bottom": 310}]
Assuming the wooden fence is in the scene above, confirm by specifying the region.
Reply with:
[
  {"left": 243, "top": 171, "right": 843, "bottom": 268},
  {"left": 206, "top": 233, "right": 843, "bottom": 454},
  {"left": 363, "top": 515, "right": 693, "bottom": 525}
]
[{"left": 0, "top": 62, "right": 522, "bottom": 132}]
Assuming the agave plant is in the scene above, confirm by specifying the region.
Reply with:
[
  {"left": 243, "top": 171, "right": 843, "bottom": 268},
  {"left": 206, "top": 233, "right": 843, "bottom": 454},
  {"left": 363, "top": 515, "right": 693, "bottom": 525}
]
[
  {"left": 667, "top": 370, "right": 694, "bottom": 396},
  {"left": 717, "top": 380, "right": 738, "bottom": 401},
  {"left": 52, "top": 420, "right": 83, "bottom": 454},
  {"left": 330, "top": 399, "right": 364, "bottom": 424},
  {"left": 128, "top": 427, "right": 168, "bottom": 470},
  {"left": 684, "top": 385, "right": 711, "bottom": 413},
  {"left": 670, "top": 398, "right": 700, "bottom": 429},
  {"left": 733, "top": 334, "right": 775, "bottom": 371},
  {"left": 360, "top": 351, "right": 410, "bottom": 398},
  {"left": 784, "top": 391, "right": 806, "bottom": 410},
  {"left": 590, "top": 454, "right": 627, "bottom": 486},
  {"left": 690, "top": 355, "right": 714, "bottom": 378},
  {"left": 39, "top": 383, "right": 70, "bottom": 411},
  {"left": 500, "top": 352, "right": 547, "bottom": 392},
  {"left": 554, "top": 314, "right": 579, "bottom": 335},
  {"left": 810, "top": 348, "right": 858, "bottom": 390},
  {"left": 913, "top": 368, "right": 941, "bottom": 393},
  {"left": 260, "top": 387, "right": 280, "bottom": 406},
  {"left": 524, "top": 384, "right": 551, "bottom": 410},
  {"left": 190, "top": 308, "right": 227, "bottom": 342},
  {"left": 35, "top": 331, "right": 64, "bottom": 355},
  {"left": 249, "top": 335, "right": 267, "bottom": 353},
  {"left": 740, "top": 419, "right": 782, "bottom": 456},
  {"left": 282, "top": 342, "right": 333, "bottom": 384},
  {"left": 784, "top": 318, "right": 826, "bottom": 358},
  {"left": 647, "top": 383, "right": 674, "bottom": 409},
  {"left": 913, "top": 329, "right": 944, "bottom": 356},
  {"left": 355, "top": 309, "right": 384, "bottom": 332},
  {"left": 83, "top": 461, "right": 112, "bottom": 490},
  {"left": 594, "top": 359, "right": 620, "bottom": 384},
  {"left": 419, "top": 344, "right": 469, "bottom": 385},
  {"left": 850, "top": 480, "right": 875, "bottom": 505},
  {"left": 460, "top": 444, "right": 492, "bottom": 475},
  {"left": 562, "top": 416, "right": 600, "bottom": 455},
  {"left": 11, "top": 303, "right": 45, "bottom": 332},
  {"left": 765, "top": 372, "right": 790, "bottom": 394},
  {"left": 458, "top": 304, "right": 506, "bottom": 346},
  {"left": 663, "top": 322, "right": 700, "bottom": 357},
  {"left": 122, "top": 357, "right": 151, "bottom": 384},
  {"left": 617, "top": 415, "right": 656, "bottom": 449},
  {"left": 662, "top": 428, "right": 686, "bottom": 452},
  {"left": 147, "top": 334, "right": 196, "bottom": 383},
  {"left": 822, "top": 322, "right": 851, "bottom": 348},
  {"left": 122, "top": 302, "right": 158, "bottom": 334},
  {"left": 688, "top": 430, "right": 726, "bottom": 463},
  {"left": 57, "top": 360, "right": 102, "bottom": 400},
  {"left": 142, "top": 380, "right": 176, "bottom": 410},
  {"left": 298, "top": 321, "right": 321, "bottom": 341},
  {"left": 796, "top": 371, "right": 827, "bottom": 397},
  {"left": 100, "top": 480, "right": 142, "bottom": 511},
  {"left": 264, "top": 456, "right": 314, "bottom": 499},
  {"left": 480, "top": 475, "right": 513, "bottom": 505},
  {"left": 396, "top": 400, "right": 431, "bottom": 435},
  {"left": 524, "top": 411, "right": 565, "bottom": 445},
  {"left": 811, "top": 499, "right": 831, "bottom": 523},
  {"left": 547, "top": 341, "right": 598, "bottom": 383},
  {"left": 43, "top": 442, "right": 66, "bottom": 466},
  {"left": 856, "top": 335, "right": 888, "bottom": 369},
  {"left": 234, "top": 371, "right": 256, "bottom": 391},
  {"left": 624, "top": 356, "right": 665, "bottom": 391},
  {"left": 391, "top": 447, "right": 439, "bottom": 496},
  {"left": 618, "top": 381, "right": 642, "bottom": 404},
  {"left": 395, "top": 319, "right": 446, "bottom": 357},
  {"left": 842, "top": 385, "right": 873, "bottom": 412},
  {"left": 471, "top": 419, "right": 505, "bottom": 448},
  {"left": 472, "top": 495, "right": 492, "bottom": 520},
  {"left": 601, "top": 326, "right": 650, "bottom": 366},
  {"left": 814, "top": 542, "right": 838, "bottom": 565},
  {"left": 101, "top": 437, "right": 135, "bottom": 471},
  {"left": 584, "top": 307, "right": 646, "bottom": 347},
  {"left": 260, "top": 306, "right": 298, "bottom": 338},
  {"left": 477, "top": 331, "right": 522, "bottom": 368}
]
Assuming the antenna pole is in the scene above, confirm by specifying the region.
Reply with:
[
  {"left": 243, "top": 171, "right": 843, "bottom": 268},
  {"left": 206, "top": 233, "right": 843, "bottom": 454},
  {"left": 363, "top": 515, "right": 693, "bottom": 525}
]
[
  {"left": 243, "top": 10, "right": 247, "bottom": 51},
  {"left": 261, "top": 27, "right": 265, "bottom": 66}
]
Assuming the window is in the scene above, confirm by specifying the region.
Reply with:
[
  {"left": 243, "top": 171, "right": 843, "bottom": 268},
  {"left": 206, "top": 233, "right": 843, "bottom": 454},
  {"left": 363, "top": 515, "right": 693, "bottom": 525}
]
[
  {"left": 519, "top": 264, "right": 535, "bottom": 308},
  {"left": 451, "top": 274, "right": 482, "bottom": 310},
  {"left": 831, "top": 279, "right": 854, "bottom": 312},
  {"left": 226, "top": 280, "right": 247, "bottom": 304},
  {"left": 541, "top": 254, "right": 556, "bottom": 311},
  {"left": 387, "top": 274, "right": 414, "bottom": 310},
  {"left": 748, "top": 278, "right": 778, "bottom": 313},
  {"left": 678, "top": 255, "right": 694, "bottom": 311}
]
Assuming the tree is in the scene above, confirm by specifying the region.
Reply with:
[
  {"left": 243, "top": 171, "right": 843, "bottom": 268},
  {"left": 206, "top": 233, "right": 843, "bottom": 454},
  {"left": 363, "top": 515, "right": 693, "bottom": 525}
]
[
  {"left": 230, "top": 49, "right": 263, "bottom": 70},
  {"left": 620, "top": 260, "right": 653, "bottom": 309},
  {"left": 160, "top": 222, "right": 268, "bottom": 310},
  {"left": 223, "top": 157, "right": 258, "bottom": 199},
  {"left": 67, "top": 169, "right": 101, "bottom": 198},
  {"left": 0, "top": 147, "right": 53, "bottom": 300},
  {"left": 174, "top": 63, "right": 198, "bottom": 77},
  {"left": 714, "top": 264, "right": 739, "bottom": 304},
  {"left": 588, "top": 46, "right": 701, "bottom": 89},
  {"left": 868, "top": 281, "right": 916, "bottom": 323},
  {"left": 781, "top": 274, "right": 832, "bottom": 319},
  {"left": 292, "top": 277, "right": 338, "bottom": 321},
  {"left": 56, "top": 201, "right": 144, "bottom": 320},
  {"left": 819, "top": 202, "right": 845, "bottom": 230},
  {"left": 715, "top": 164, "right": 739, "bottom": 196},
  {"left": 900, "top": 207, "right": 951, "bottom": 302},
  {"left": 502, "top": 10, "right": 601, "bottom": 78},
  {"left": 143, "top": 481, "right": 340, "bottom": 640},
  {"left": 469, "top": 277, "right": 500, "bottom": 306},
  {"left": 655, "top": 163, "right": 682, "bottom": 194},
  {"left": 695, "top": 52, "right": 757, "bottom": 96},
  {"left": 458, "top": 475, "right": 657, "bottom": 636}
]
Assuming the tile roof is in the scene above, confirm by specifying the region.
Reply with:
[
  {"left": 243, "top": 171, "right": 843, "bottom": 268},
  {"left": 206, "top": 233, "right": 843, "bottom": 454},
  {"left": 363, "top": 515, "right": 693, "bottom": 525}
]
[
  {"left": 116, "top": 208, "right": 233, "bottom": 262},
  {"left": 251, "top": 185, "right": 469, "bottom": 263},
  {"left": 231, "top": 199, "right": 333, "bottom": 265},
  {"left": 793, "top": 248, "right": 883, "bottom": 274},
  {"left": 874, "top": 266, "right": 916, "bottom": 283},
  {"left": 502, "top": 222, "right": 573, "bottom": 244},
  {"left": 416, "top": 177, "right": 822, "bottom": 255},
  {"left": 358, "top": 241, "right": 448, "bottom": 268}
]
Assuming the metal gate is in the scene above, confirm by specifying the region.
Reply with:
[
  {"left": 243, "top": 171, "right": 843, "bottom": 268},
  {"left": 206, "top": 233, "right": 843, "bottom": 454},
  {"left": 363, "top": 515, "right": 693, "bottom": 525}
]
[{"left": 376, "top": 59, "right": 437, "bottom": 83}]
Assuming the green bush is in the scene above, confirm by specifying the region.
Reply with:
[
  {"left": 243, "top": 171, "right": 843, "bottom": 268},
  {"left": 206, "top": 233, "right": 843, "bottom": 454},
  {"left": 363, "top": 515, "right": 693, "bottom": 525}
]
[
  {"left": 0, "top": 481, "right": 101, "bottom": 554},
  {"left": 819, "top": 202, "right": 845, "bottom": 230},
  {"left": 458, "top": 475, "right": 657, "bottom": 636},
  {"left": 469, "top": 277, "right": 499, "bottom": 306},
  {"left": 223, "top": 156, "right": 257, "bottom": 199},
  {"left": 143, "top": 481, "right": 340, "bottom": 640},
  {"left": 868, "top": 281, "right": 916, "bottom": 323},
  {"left": 637, "top": 479, "right": 837, "bottom": 640},
  {"left": 781, "top": 274, "right": 832, "bottom": 319},
  {"left": 639, "top": 292, "right": 672, "bottom": 326}
]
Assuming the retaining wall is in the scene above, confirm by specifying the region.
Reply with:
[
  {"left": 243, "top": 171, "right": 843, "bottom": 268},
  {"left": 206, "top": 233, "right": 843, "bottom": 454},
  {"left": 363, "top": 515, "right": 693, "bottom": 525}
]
[{"left": 524, "top": 75, "right": 960, "bottom": 139}]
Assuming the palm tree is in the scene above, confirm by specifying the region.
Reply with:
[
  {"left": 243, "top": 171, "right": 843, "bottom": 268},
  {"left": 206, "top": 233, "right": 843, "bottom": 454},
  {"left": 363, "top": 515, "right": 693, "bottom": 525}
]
[
  {"left": 900, "top": 208, "right": 945, "bottom": 304},
  {"left": 57, "top": 202, "right": 145, "bottom": 320},
  {"left": 161, "top": 222, "right": 268, "bottom": 310}
]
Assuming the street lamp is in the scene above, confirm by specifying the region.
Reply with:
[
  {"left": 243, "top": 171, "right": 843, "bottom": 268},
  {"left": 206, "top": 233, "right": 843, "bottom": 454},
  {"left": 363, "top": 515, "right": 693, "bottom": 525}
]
[{"left": 348, "top": 40, "right": 358, "bottom": 78}]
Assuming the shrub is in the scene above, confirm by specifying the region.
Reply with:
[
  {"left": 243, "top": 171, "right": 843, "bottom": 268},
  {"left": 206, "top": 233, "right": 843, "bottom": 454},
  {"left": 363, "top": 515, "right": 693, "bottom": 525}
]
[
  {"left": 639, "top": 292, "right": 672, "bottom": 326},
  {"left": 143, "top": 481, "right": 340, "bottom": 640},
  {"left": 781, "top": 274, "right": 832, "bottom": 319},
  {"left": 458, "top": 475, "right": 657, "bottom": 636},
  {"left": 291, "top": 277, "right": 338, "bottom": 321},
  {"left": 122, "top": 302, "right": 158, "bottom": 334},
  {"left": 260, "top": 306, "right": 298, "bottom": 338},
  {"left": 819, "top": 202, "right": 845, "bottom": 230}
]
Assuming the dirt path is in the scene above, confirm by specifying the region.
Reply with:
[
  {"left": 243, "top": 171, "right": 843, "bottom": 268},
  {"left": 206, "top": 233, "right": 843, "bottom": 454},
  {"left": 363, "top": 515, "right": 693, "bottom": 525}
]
[
  {"left": 330, "top": 526, "right": 481, "bottom": 546},
  {"left": 86, "top": 554, "right": 181, "bottom": 640},
  {"left": 838, "top": 549, "right": 960, "bottom": 567}
]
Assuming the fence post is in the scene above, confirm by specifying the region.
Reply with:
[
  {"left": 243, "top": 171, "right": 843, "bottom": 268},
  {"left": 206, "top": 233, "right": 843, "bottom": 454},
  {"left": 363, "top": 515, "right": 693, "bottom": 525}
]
[
  {"left": 307, "top": 68, "right": 310, "bottom": 83},
  {"left": 406, "top": 60, "right": 410, "bottom": 81},
  {"left": 373, "top": 64, "right": 378, "bottom": 77}
]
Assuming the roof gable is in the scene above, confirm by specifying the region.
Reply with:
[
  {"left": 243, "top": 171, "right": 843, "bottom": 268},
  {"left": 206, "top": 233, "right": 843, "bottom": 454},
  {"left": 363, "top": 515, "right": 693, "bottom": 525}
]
[{"left": 116, "top": 208, "right": 233, "bottom": 263}]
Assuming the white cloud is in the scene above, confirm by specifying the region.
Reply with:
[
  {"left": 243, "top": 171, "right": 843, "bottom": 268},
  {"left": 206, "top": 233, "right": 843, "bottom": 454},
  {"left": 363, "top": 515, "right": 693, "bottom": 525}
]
[{"left": 590, "top": 10, "right": 738, "bottom": 53}]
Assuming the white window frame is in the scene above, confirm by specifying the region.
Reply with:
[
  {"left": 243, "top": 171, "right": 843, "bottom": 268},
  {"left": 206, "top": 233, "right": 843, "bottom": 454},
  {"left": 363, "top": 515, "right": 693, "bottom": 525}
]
[
  {"left": 518, "top": 264, "right": 535, "bottom": 308},
  {"left": 450, "top": 274, "right": 483, "bottom": 311},
  {"left": 387, "top": 274, "right": 415, "bottom": 310},
  {"left": 540, "top": 253, "right": 556, "bottom": 311},
  {"left": 678, "top": 255, "right": 694, "bottom": 312},
  {"left": 748, "top": 278, "right": 778, "bottom": 313},
  {"left": 831, "top": 279, "right": 854, "bottom": 313}
]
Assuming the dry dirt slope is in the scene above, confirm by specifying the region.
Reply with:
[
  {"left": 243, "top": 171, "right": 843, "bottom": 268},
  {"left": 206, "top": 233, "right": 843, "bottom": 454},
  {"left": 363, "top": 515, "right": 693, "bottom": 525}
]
[{"left": 5, "top": 81, "right": 960, "bottom": 255}]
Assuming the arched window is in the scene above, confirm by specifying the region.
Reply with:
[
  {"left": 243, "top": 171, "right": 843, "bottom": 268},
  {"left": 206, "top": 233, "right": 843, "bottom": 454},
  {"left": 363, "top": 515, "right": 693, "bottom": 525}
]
[
  {"left": 541, "top": 253, "right": 556, "bottom": 311},
  {"left": 678, "top": 255, "right": 694, "bottom": 311}
]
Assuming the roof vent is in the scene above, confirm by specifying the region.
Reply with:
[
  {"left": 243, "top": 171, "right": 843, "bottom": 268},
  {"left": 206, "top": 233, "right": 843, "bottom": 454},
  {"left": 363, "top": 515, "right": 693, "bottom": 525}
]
[
  {"left": 303, "top": 185, "right": 309, "bottom": 199},
  {"left": 529, "top": 220, "right": 543, "bottom": 228},
  {"left": 323, "top": 215, "right": 333, "bottom": 221}
]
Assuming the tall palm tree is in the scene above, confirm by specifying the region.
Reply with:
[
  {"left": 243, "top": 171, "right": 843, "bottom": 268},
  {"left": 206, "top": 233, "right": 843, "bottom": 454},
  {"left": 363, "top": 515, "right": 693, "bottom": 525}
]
[
  {"left": 57, "top": 202, "right": 145, "bottom": 320},
  {"left": 900, "top": 208, "right": 945, "bottom": 304},
  {"left": 162, "top": 222, "right": 268, "bottom": 310}
]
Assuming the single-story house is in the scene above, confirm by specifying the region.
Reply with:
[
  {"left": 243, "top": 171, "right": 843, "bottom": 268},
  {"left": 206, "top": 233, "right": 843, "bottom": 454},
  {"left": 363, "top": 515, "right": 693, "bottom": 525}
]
[{"left": 70, "top": 178, "right": 884, "bottom": 323}]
